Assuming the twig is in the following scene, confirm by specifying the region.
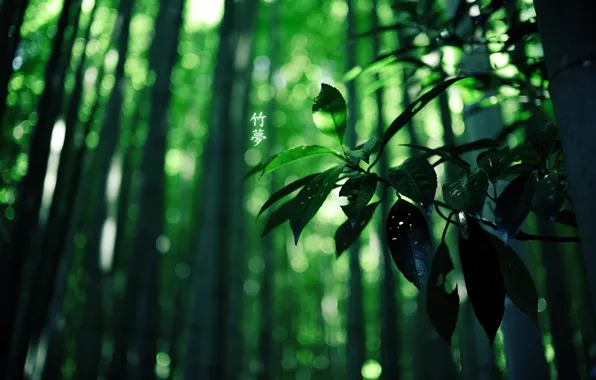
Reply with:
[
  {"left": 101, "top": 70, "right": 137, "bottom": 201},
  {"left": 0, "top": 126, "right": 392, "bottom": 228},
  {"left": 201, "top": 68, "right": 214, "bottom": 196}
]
[{"left": 434, "top": 200, "right": 580, "bottom": 243}]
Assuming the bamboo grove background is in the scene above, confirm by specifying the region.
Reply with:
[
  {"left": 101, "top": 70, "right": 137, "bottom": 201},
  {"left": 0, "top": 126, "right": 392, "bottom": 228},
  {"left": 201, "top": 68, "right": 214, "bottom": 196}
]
[{"left": 0, "top": 0, "right": 594, "bottom": 379}]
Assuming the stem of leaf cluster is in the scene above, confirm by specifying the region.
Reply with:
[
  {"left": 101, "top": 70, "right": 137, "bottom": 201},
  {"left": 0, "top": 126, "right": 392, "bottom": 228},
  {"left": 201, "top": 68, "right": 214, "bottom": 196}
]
[
  {"left": 433, "top": 200, "right": 580, "bottom": 243},
  {"left": 367, "top": 144, "right": 384, "bottom": 173}
]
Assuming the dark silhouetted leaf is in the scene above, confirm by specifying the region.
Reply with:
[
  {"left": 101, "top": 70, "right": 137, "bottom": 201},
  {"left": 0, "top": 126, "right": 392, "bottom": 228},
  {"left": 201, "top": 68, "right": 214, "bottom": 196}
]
[
  {"left": 495, "top": 172, "right": 538, "bottom": 237},
  {"left": 555, "top": 210, "right": 578, "bottom": 229},
  {"left": 458, "top": 214, "right": 505, "bottom": 344},
  {"left": 455, "top": 138, "right": 502, "bottom": 153},
  {"left": 335, "top": 202, "right": 380, "bottom": 257},
  {"left": 400, "top": 143, "right": 470, "bottom": 170},
  {"left": 382, "top": 75, "right": 486, "bottom": 147},
  {"left": 419, "top": 138, "right": 502, "bottom": 167},
  {"left": 261, "top": 199, "right": 296, "bottom": 237},
  {"left": 489, "top": 235, "right": 538, "bottom": 325},
  {"left": 532, "top": 172, "right": 566, "bottom": 219},
  {"left": 339, "top": 173, "right": 378, "bottom": 226},
  {"left": 290, "top": 165, "right": 346, "bottom": 244},
  {"left": 388, "top": 157, "right": 437, "bottom": 208},
  {"left": 386, "top": 200, "right": 433, "bottom": 289},
  {"left": 477, "top": 148, "right": 511, "bottom": 182},
  {"left": 258, "top": 174, "right": 319, "bottom": 217},
  {"left": 443, "top": 168, "right": 489, "bottom": 215},
  {"left": 427, "top": 242, "right": 459, "bottom": 345},
  {"left": 505, "top": 20, "right": 539, "bottom": 48},
  {"left": 312, "top": 84, "right": 347, "bottom": 145},
  {"left": 496, "top": 118, "right": 529, "bottom": 143},
  {"left": 260, "top": 145, "right": 342, "bottom": 177},
  {"left": 526, "top": 122, "right": 559, "bottom": 163},
  {"left": 477, "top": 144, "right": 541, "bottom": 183},
  {"left": 507, "top": 143, "right": 542, "bottom": 166}
]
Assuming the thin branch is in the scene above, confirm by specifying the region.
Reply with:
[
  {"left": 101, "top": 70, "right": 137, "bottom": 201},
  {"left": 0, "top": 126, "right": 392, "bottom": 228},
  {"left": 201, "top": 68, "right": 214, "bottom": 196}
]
[{"left": 433, "top": 200, "right": 580, "bottom": 243}]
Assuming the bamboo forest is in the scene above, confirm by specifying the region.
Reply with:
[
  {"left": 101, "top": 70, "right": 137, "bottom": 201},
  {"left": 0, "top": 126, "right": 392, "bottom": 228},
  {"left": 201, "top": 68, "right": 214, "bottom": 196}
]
[{"left": 2, "top": 0, "right": 596, "bottom": 379}]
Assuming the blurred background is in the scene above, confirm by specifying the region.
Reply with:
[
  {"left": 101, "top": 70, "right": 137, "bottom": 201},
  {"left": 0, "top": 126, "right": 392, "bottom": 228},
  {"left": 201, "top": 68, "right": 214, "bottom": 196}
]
[{"left": 0, "top": 0, "right": 594, "bottom": 379}]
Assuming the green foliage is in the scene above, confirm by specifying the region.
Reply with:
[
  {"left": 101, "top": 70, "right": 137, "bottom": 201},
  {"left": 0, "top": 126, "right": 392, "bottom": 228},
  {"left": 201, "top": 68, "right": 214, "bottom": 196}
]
[
  {"left": 254, "top": 1, "right": 581, "bottom": 340},
  {"left": 260, "top": 145, "right": 343, "bottom": 178},
  {"left": 339, "top": 173, "right": 378, "bottom": 226},
  {"left": 346, "top": 136, "right": 379, "bottom": 164},
  {"left": 289, "top": 164, "right": 346, "bottom": 244},
  {"left": 335, "top": 201, "right": 380, "bottom": 257},
  {"left": 258, "top": 173, "right": 319, "bottom": 217},
  {"left": 312, "top": 84, "right": 347, "bottom": 147}
]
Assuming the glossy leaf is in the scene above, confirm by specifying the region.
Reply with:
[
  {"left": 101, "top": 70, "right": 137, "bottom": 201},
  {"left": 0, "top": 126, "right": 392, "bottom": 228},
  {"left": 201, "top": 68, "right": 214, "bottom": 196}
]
[
  {"left": 258, "top": 174, "right": 319, "bottom": 217},
  {"left": 290, "top": 165, "right": 346, "bottom": 244},
  {"left": 339, "top": 173, "right": 378, "bottom": 226},
  {"left": 490, "top": 235, "right": 539, "bottom": 325},
  {"left": 312, "top": 84, "right": 347, "bottom": 145},
  {"left": 495, "top": 172, "right": 538, "bottom": 237},
  {"left": 532, "top": 172, "right": 566, "bottom": 219},
  {"left": 443, "top": 169, "right": 489, "bottom": 215},
  {"left": 260, "top": 145, "right": 342, "bottom": 177},
  {"left": 382, "top": 75, "right": 484, "bottom": 147},
  {"left": 458, "top": 214, "right": 506, "bottom": 344},
  {"left": 427, "top": 242, "right": 459, "bottom": 345},
  {"left": 386, "top": 200, "right": 433, "bottom": 289},
  {"left": 387, "top": 157, "right": 437, "bottom": 208},
  {"left": 335, "top": 202, "right": 380, "bottom": 257}
]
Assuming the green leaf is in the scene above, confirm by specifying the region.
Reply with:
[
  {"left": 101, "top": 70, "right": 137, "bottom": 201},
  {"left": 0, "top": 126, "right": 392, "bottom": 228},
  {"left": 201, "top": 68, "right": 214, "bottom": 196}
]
[
  {"left": 339, "top": 173, "right": 378, "bottom": 226},
  {"left": 387, "top": 157, "right": 437, "bottom": 208},
  {"left": 427, "top": 242, "right": 459, "bottom": 345},
  {"left": 335, "top": 202, "right": 380, "bottom": 257},
  {"left": 261, "top": 199, "right": 296, "bottom": 237},
  {"left": 258, "top": 174, "right": 319, "bottom": 217},
  {"left": 382, "top": 75, "right": 485, "bottom": 147},
  {"left": 312, "top": 84, "right": 347, "bottom": 146},
  {"left": 361, "top": 136, "right": 380, "bottom": 162},
  {"left": 490, "top": 235, "right": 539, "bottom": 325},
  {"left": 401, "top": 143, "right": 470, "bottom": 170},
  {"left": 260, "top": 145, "right": 342, "bottom": 177},
  {"left": 244, "top": 161, "right": 268, "bottom": 180},
  {"left": 532, "top": 172, "right": 566, "bottom": 220},
  {"left": 458, "top": 214, "right": 506, "bottom": 345},
  {"left": 386, "top": 200, "right": 433, "bottom": 289},
  {"left": 443, "top": 168, "right": 489, "bottom": 215},
  {"left": 495, "top": 172, "right": 538, "bottom": 238},
  {"left": 290, "top": 165, "right": 346, "bottom": 244}
]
